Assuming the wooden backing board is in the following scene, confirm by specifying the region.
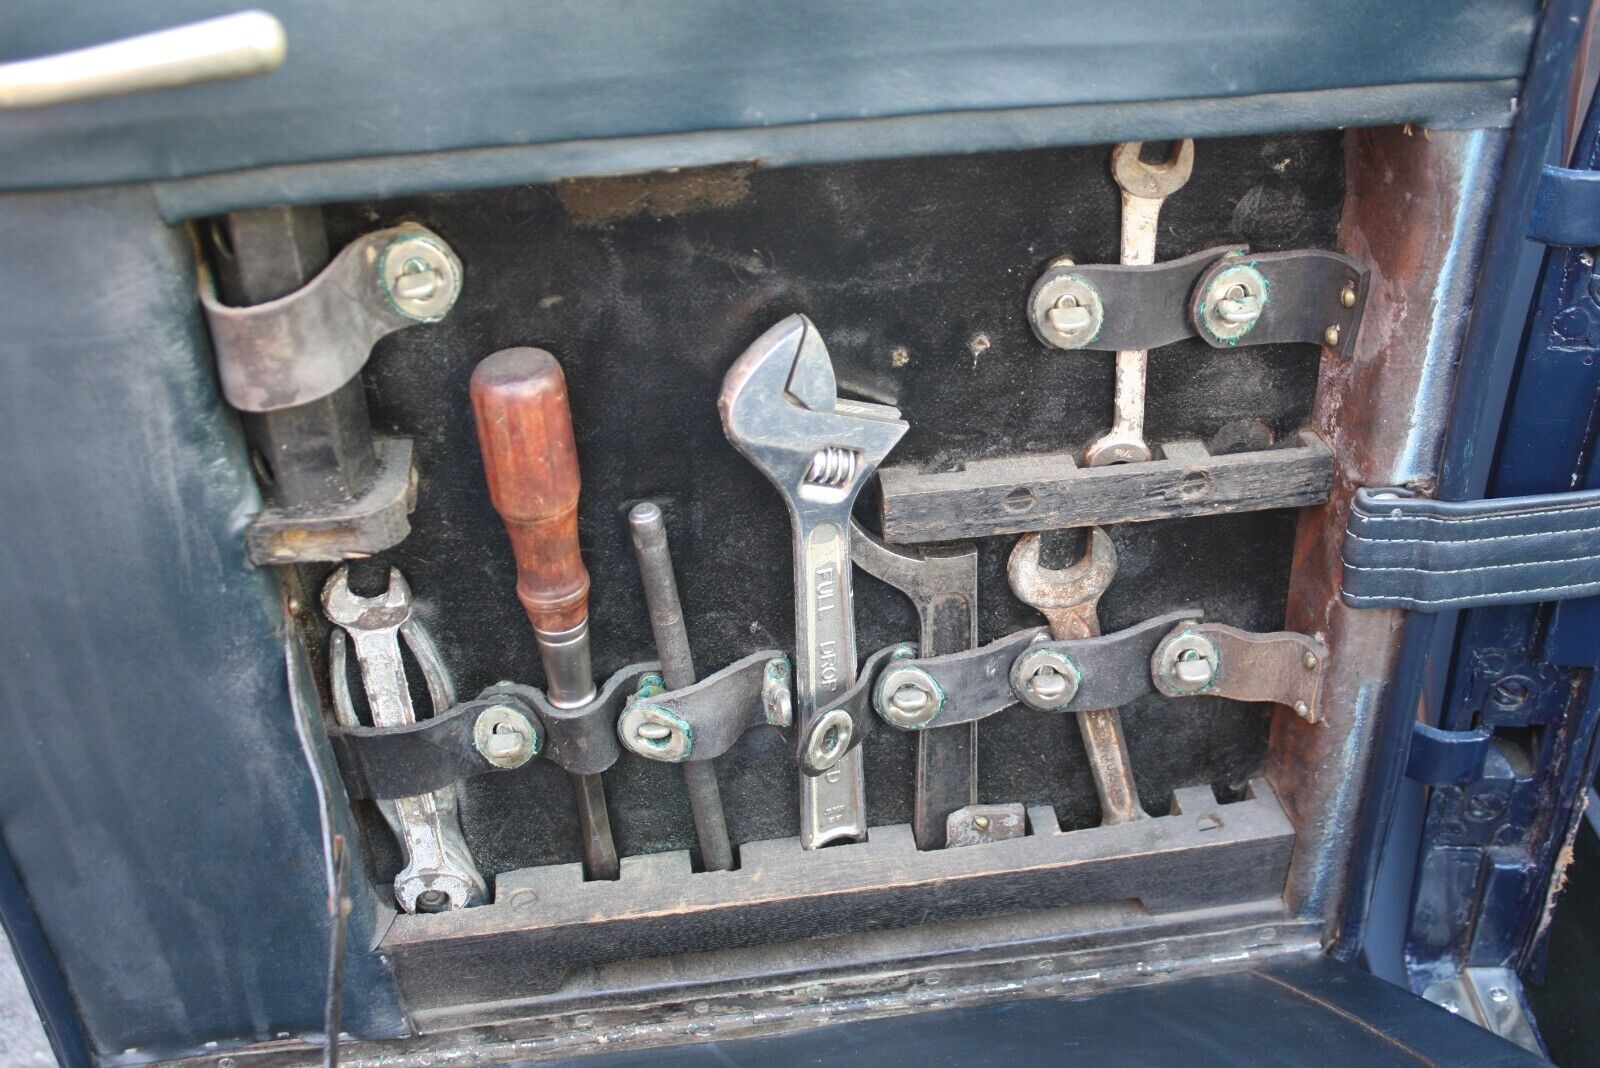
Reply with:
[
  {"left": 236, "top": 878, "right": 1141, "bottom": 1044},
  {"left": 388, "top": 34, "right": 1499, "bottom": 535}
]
[
  {"left": 384, "top": 779, "right": 1294, "bottom": 1009},
  {"left": 878, "top": 431, "right": 1334, "bottom": 543}
]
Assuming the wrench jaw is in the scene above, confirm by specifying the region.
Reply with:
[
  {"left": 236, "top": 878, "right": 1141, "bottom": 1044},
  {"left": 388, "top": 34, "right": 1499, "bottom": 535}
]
[
  {"left": 720, "top": 314, "right": 908, "bottom": 510},
  {"left": 1084, "top": 426, "right": 1152, "bottom": 468},
  {"left": 323, "top": 566, "right": 487, "bottom": 912},
  {"left": 721, "top": 315, "right": 909, "bottom": 850}
]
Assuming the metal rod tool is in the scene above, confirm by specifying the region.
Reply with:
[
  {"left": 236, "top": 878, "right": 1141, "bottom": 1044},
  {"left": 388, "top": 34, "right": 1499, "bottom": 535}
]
[
  {"left": 628, "top": 502, "right": 736, "bottom": 871},
  {"left": 721, "top": 315, "right": 908, "bottom": 848},
  {"left": 850, "top": 520, "right": 978, "bottom": 849},
  {"left": 1008, "top": 529, "right": 1148, "bottom": 824},
  {"left": 471, "top": 347, "right": 620, "bottom": 880}
]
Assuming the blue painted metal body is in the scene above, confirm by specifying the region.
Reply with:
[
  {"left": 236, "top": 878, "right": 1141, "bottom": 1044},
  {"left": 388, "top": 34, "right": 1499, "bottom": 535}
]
[
  {"left": 1333, "top": 0, "right": 1592, "bottom": 970},
  {"left": 1400, "top": 70, "right": 1600, "bottom": 994}
]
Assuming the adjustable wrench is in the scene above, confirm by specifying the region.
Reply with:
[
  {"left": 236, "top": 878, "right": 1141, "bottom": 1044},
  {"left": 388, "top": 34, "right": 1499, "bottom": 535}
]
[
  {"left": 322, "top": 566, "right": 486, "bottom": 911},
  {"left": 1007, "top": 529, "right": 1148, "bottom": 825},
  {"left": 850, "top": 520, "right": 977, "bottom": 849},
  {"left": 1084, "top": 140, "right": 1194, "bottom": 467},
  {"left": 721, "top": 315, "right": 908, "bottom": 848}
]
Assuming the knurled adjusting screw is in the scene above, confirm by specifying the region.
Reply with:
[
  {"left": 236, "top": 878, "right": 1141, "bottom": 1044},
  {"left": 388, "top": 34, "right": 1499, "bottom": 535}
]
[
  {"left": 1010, "top": 647, "right": 1082, "bottom": 711},
  {"left": 473, "top": 703, "right": 538, "bottom": 769},
  {"left": 874, "top": 663, "right": 945, "bottom": 729},
  {"left": 381, "top": 230, "right": 463, "bottom": 322},
  {"left": 1152, "top": 629, "right": 1220, "bottom": 696}
]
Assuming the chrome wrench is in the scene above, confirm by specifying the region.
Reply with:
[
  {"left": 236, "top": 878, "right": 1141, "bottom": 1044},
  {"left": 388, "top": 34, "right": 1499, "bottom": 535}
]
[
  {"left": 721, "top": 315, "right": 908, "bottom": 848},
  {"left": 323, "top": 566, "right": 486, "bottom": 911},
  {"left": 1085, "top": 140, "right": 1195, "bottom": 467}
]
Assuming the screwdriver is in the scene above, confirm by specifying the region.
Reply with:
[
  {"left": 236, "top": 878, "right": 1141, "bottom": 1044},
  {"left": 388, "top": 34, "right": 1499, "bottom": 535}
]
[{"left": 471, "top": 347, "right": 619, "bottom": 880}]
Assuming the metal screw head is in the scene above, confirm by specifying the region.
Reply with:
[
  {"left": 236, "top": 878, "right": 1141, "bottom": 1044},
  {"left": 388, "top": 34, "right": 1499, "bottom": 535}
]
[
  {"left": 1152, "top": 630, "right": 1220, "bottom": 696},
  {"left": 1029, "top": 272, "right": 1104, "bottom": 350},
  {"left": 473, "top": 703, "right": 538, "bottom": 769},
  {"left": 804, "top": 708, "right": 855, "bottom": 773},
  {"left": 618, "top": 702, "right": 694, "bottom": 763},
  {"left": 874, "top": 664, "right": 944, "bottom": 728},
  {"left": 974, "top": 815, "right": 991, "bottom": 831},
  {"left": 380, "top": 231, "right": 462, "bottom": 322},
  {"left": 1323, "top": 323, "right": 1341, "bottom": 347},
  {"left": 1197, "top": 263, "right": 1268, "bottom": 344},
  {"left": 1010, "top": 647, "right": 1082, "bottom": 711}
]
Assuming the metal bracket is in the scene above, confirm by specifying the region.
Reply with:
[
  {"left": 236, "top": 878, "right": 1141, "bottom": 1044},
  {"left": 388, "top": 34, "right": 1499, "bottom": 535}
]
[
  {"left": 246, "top": 434, "right": 418, "bottom": 564},
  {"left": 1029, "top": 246, "right": 1237, "bottom": 351},
  {"left": 1027, "top": 244, "right": 1367, "bottom": 355},
  {"left": 1529, "top": 163, "right": 1600, "bottom": 246},
  {"left": 202, "top": 223, "right": 462, "bottom": 413},
  {"left": 945, "top": 803, "right": 1028, "bottom": 847},
  {"left": 617, "top": 651, "right": 793, "bottom": 763},
  {"left": 1150, "top": 621, "right": 1327, "bottom": 722},
  {"left": 329, "top": 691, "right": 544, "bottom": 800},
  {"left": 332, "top": 653, "right": 796, "bottom": 793},
  {"left": 801, "top": 611, "right": 1329, "bottom": 774},
  {"left": 1405, "top": 722, "right": 1494, "bottom": 786}
]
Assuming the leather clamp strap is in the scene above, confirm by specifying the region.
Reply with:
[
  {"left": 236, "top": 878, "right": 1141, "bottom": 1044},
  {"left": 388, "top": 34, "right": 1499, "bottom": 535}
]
[
  {"left": 1028, "top": 244, "right": 1367, "bottom": 357},
  {"left": 1342, "top": 486, "right": 1600, "bottom": 611}
]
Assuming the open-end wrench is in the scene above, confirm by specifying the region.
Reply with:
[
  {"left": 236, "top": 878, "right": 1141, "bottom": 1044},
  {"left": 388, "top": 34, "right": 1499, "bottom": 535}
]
[
  {"left": 1084, "top": 140, "right": 1195, "bottom": 467},
  {"left": 322, "top": 566, "right": 486, "bottom": 911},
  {"left": 849, "top": 519, "right": 978, "bottom": 850},
  {"left": 1007, "top": 529, "right": 1149, "bottom": 825},
  {"left": 721, "top": 314, "right": 908, "bottom": 849}
]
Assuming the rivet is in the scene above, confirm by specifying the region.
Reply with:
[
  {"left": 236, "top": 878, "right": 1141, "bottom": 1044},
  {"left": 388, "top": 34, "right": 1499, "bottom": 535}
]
[
  {"left": 1304, "top": 652, "right": 1319, "bottom": 669},
  {"left": 1323, "top": 324, "right": 1342, "bottom": 347},
  {"left": 1340, "top": 283, "right": 1357, "bottom": 308},
  {"left": 974, "top": 815, "right": 991, "bottom": 831},
  {"left": 1294, "top": 700, "right": 1310, "bottom": 716}
]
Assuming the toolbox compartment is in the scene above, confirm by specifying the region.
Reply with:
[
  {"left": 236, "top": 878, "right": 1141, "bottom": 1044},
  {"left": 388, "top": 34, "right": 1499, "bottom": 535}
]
[{"left": 3, "top": 4, "right": 1581, "bottom": 1065}]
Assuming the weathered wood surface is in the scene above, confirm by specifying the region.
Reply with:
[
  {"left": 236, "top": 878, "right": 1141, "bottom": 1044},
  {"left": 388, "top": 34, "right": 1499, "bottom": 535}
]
[
  {"left": 878, "top": 431, "right": 1333, "bottom": 543},
  {"left": 385, "top": 779, "right": 1294, "bottom": 1008}
]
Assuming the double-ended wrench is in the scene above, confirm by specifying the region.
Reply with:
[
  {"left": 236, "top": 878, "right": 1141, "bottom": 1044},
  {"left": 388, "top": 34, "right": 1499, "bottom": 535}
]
[
  {"left": 721, "top": 315, "right": 908, "bottom": 848},
  {"left": 323, "top": 566, "right": 486, "bottom": 911},
  {"left": 1085, "top": 140, "right": 1195, "bottom": 467},
  {"left": 1008, "top": 529, "right": 1148, "bottom": 825}
]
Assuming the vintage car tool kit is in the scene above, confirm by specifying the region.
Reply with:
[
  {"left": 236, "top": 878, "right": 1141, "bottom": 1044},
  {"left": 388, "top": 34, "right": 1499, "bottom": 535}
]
[{"left": 6, "top": 2, "right": 1600, "bottom": 1065}]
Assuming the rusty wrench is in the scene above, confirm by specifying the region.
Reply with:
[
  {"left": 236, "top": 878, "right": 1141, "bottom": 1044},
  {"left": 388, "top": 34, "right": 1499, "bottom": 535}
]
[
  {"left": 850, "top": 519, "right": 978, "bottom": 849},
  {"left": 1007, "top": 529, "right": 1148, "bottom": 824},
  {"left": 1084, "top": 140, "right": 1195, "bottom": 467},
  {"left": 721, "top": 314, "right": 908, "bottom": 848}
]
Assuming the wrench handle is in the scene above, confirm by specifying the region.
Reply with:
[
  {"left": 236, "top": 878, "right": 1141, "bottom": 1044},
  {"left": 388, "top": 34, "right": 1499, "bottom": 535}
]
[{"left": 471, "top": 347, "right": 590, "bottom": 635}]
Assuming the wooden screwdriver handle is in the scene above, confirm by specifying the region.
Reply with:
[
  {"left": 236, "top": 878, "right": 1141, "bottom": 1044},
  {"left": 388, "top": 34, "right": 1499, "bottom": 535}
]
[{"left": 470, "top": 347, "right": 590, "bottom": 635}]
